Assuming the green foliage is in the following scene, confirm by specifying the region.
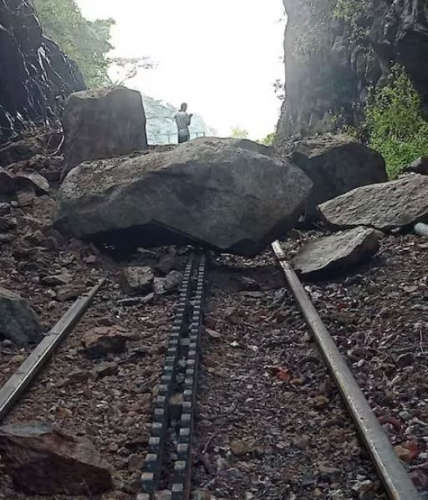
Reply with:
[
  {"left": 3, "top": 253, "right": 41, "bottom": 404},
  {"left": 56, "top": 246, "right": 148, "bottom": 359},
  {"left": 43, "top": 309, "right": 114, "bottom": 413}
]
[
  {"left": 365, "top": 66, "right": 428, "bottom": 179},
  {"left": 333, "top": 0, "right": 366, "bottom": 23},
  {"left": 230, "top": 127, "right": 249, "bottom": 139},
  {"left": 259, "top": 133, "right": 275, "bottom": 146},
  {"left": 33, "top": 0, "right": 114, "bottom": 87},
  {"left": 333, "top": 0, "right": 370, "bottom": 42}
]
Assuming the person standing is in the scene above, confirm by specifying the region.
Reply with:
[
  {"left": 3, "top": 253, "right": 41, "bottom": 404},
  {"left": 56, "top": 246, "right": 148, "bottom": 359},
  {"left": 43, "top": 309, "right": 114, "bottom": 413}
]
[{"left": 174, "top": 103, "right": 193, "bottom": 143}]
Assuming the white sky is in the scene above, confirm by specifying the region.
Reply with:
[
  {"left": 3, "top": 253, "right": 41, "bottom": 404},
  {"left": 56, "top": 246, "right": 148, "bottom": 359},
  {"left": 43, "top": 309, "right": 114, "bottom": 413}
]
[{"left": 76, "top": 0, "right": 285, "bottom": 139}]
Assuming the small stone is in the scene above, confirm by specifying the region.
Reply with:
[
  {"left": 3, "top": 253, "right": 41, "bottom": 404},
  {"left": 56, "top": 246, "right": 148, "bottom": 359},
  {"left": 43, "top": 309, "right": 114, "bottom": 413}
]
[
  {"left": 312, "top": 395, "right": 330, "bottom": 409},
  {"left": 394, "top": 443, "right": 417, "bottom": 463},
  {"left": 127, "top": 453, "right": 144, "bottom": 471},
  {"left": 117, "top": 293, "right": 154, "bottom": 307},
  {"left": 120, "top": 266, "right": 154, "bottom": 296},
  {"left": 230, "top": 438, "right": 262, "bottom": 457},
  {"left": 93, "top": 361, "right": 119, "bottom": 378},
  {"left": 236, "top": 276, "right": 260, "bottom": 291},
  {"left": 83, "top": 326, "right": 134, "bottom": 358},
  {"left": 292, "top": 434, "right": 310, "bottom": 450},
  {"left": 56, "top": 284, "right": 85, "bottom": 302},
  {"left": 41, "top": 274, "right": 72, "bottom": 286}
]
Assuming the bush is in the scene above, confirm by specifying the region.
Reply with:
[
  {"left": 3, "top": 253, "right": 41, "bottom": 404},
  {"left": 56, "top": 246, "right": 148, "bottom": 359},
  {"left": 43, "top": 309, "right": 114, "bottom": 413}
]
[{"left": 365, "top": 66, "right": 428, "bottom": 179}]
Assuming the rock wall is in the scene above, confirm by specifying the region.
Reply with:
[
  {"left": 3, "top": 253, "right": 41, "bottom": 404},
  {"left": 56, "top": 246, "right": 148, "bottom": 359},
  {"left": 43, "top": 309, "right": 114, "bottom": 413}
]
[
  {"left": 0, "top": 0, "right": 85, "bottom": 142},
  {"left": 277, "top": 0, "right": 428, "bottom": 141}
]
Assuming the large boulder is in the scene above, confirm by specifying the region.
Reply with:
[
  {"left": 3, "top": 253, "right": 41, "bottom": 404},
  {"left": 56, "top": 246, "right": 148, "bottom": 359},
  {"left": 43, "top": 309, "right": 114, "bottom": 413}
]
[
  {"left": 62, "top": 86, "right": 148, "bottom": 178},
  {"left": 292, "top": 227, "right": 383, "bottom": 278},
  {"left": 289, "top": 135, "right": 387, "bottom": 214},
  {"left": 55, "top": 138, "right": 312, "bottom": 256},
  {"left": 319, "top": 174, "right": 428, "bottom": 230},
  {"left": 0, "top": 287, "right": 42, "bottom": 345},
  {"left": 0, "top": 423, "right": 112, "bottom": 495}
]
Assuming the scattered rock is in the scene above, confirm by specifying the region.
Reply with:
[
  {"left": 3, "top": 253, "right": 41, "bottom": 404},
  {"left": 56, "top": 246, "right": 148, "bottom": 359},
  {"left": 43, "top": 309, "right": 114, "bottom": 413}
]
[
  {"left": 93, "top": 361, "right": 119, "bottom": 378},
  {"left": 120, "top": 266, "right": 154, "bottom": 296},
  {"left": 56, "top": 137, "right": 313, "bottom": 256},
  {"left": 0, "top": 287, "right": 42, "bottom": 345},
  {"left": 292, "top": 227, "right": 383, "bottom": 277},
  {"left": 319, "top": 174, "right": 428, "bottom": 230},
  {"left": 230, "top": 438, "right": 263, "bottom": 457},
  {"left": 0, "top": 216, "right": 17, "bottom": 232},
  {"left": 55, "top": 284, "right": 85, "bottom": 302},
  {"left": 236, "top": 276, "right": 260, "bottom": 291},
  {"left": 312, "top": 395, "right": 330, "bottom": 409},
  {"left": 403, "top": 156, "right": 428, "bottom": 175},
  {"left": 82, "top": 326, "right": 134, "bottom": 358},
  {"left": 290, "top": 135, "right": 387, "bottom": 213},
  {"left": 153, "top": 271, "right": 183, "bottom": 295},
  {"left": 16, "top": 188, "right": 35, "bottom": 207},
  {"left": 0, "top": 422, "right": 112, "bottom": 495},
  {"left": 62, "top": 86, "right": 148, "bottom": 178},
  {"left": 156, "top": 248, "right": 177, "bottom": 275},
  {"left": 41, "top": 273, "right": 72, "bottom": 287},
  {"left": 117, "top": 293, "right": 154, "bottom": 307},
  {"left": 15, "top": 171, "right": 50, "bottom": 195},
  {"left": 0, "top": 202, "right": 11, "bottom": 216},
  {"left": 0, "top": 233, "right": 16, "bottom": 244}
]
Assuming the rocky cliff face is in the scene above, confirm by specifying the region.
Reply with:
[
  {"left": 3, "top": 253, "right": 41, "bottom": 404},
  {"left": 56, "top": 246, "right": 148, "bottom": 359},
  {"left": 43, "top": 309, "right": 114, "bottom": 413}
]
[
  {"left": 277, "top": 0, "right": 428, "bottom": 140},
  {"left": 0, "top": 0, "right": 85, "bottom": 142}
]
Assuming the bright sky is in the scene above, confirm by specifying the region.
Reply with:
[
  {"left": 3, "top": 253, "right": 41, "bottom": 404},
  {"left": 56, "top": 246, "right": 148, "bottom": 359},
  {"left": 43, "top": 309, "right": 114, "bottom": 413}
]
[{"left": 76, "top": 0, "right": 285, "bottom": 139}]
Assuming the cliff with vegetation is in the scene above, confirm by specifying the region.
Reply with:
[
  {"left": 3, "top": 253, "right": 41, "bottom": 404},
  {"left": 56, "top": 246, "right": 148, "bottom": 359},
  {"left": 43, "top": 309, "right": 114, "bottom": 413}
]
[
  {"left": 0, "top": 0, "right": 86, "bottom": 141},
  {"left": 276, "top": 0, "right": 428, "bottom": 175}
]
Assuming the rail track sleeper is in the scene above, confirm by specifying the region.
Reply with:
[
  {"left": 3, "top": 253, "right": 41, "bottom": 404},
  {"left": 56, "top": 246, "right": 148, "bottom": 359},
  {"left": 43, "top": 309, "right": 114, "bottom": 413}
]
[{"left": 272, "top": 240, "right": 421, "bottom": 500}]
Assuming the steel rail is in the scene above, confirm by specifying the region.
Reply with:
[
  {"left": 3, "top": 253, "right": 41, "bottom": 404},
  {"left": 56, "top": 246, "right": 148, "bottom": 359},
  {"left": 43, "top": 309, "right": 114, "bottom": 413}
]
[
  {"left": 272, "top": 240, "right": 420, "bottom": 500},
  {"left": 0, "top": 279, "right": 104, "bottom": 421}
]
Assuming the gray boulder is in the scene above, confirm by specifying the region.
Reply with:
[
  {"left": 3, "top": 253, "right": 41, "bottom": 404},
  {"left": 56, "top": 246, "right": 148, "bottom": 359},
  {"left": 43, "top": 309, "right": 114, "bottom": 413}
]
[
  {"left": 290, "top": 135, "right": 387, "bottom": 214},
  {"left": 62, "top": 86, "right": 148, "bottom": 178},
  {"left": 0, "top": 287, "right": 42, "bottom": 345},
  {"left": 292, "top": 227, "right": 383, "bottom": 277},
  {"left": 319, "top": 174, "right": 428, "bottom": 230},
  {"left": 56, "top": 137, "right": 312, "bottom": 256},
  {"left": 0, "top": 423, "right": 112, "bottom": 495}
]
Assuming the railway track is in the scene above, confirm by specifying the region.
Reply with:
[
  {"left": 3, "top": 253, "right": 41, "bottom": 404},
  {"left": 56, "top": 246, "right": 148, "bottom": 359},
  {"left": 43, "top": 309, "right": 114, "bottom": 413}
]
[{"left": 0, "top": 244, "right": 421, "bottom": 499}]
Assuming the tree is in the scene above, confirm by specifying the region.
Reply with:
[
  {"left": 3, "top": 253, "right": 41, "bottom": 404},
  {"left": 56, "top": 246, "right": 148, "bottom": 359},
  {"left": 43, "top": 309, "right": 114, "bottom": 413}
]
[
  {"left": 230, "top": 127, "right": 249, "bottom": 139},
  {"left": 33, "top": 0, "right": 115, "bottom": 88},
  {"left": 259, "top": 132, "right": 275, "bottom": 146},
  {"left": 110, "top": 56, "right": 157, "bottom": 86}
]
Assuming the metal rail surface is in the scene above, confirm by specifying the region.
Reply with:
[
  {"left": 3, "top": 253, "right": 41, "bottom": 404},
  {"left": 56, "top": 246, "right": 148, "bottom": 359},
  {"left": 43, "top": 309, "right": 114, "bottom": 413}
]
[
  {"left": 0, "top": 280, "right": 104, "bottom": 421},
  {"left": 272, "top": 240, "right": 420, "bottom": 500},
  {"left": 140, "top": 253, "right": 206, "bottom": 500}
]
